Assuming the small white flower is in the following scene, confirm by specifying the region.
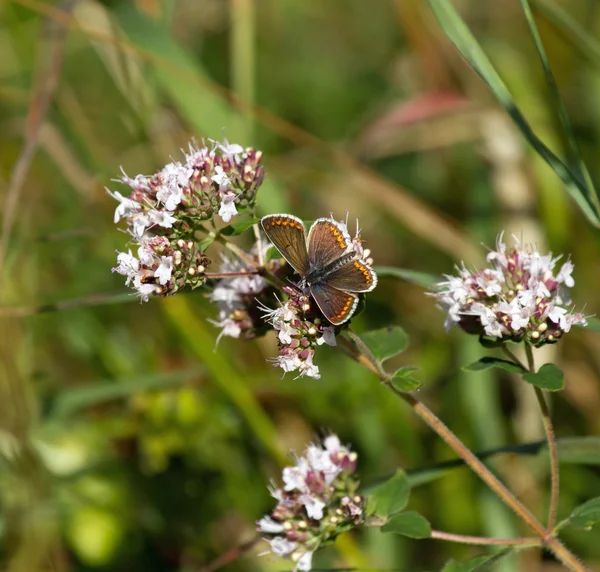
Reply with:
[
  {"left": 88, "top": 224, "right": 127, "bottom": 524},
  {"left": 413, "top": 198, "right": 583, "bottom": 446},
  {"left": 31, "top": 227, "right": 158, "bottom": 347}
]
[
  {"left": 547, "top": 305, "right": 568, "bottom": 330},
  {"left": 215, "top": 138, "right": 245, "bottom": 163},
  {"left": 155, "top": 256, "right": 173, "bottom": 285},
  {"left": 148, "top": 209, "right": 177, "bottom": 228},
  {"left": 107, "top": 189, "right": 140, "bottom": 223},
  {"left": 557, "top": 260, "right": 575, "bottom": 288},
  {"left": 131, "top": 212, "right": 150, "bottom": 237},
  {"left": 218, "top": 190, "right": 238, "bottom": 222},
  {"left": 137, "top": 242, "right": 155, "bottom": 266},
  {"left": 282, "top": 462, "right": 308, "bottom": 492},
  {"left": 299, "top": 494, "right": 326, "bottom": 520},
  {"left": 276, "top": 321, "right": 298, "bottom": 345},
  {"left": 257, "top": 516, "right": 285, "bottom": 534},
  {"left": 268, "top": 537, "right": 298, "bottom": 557},
  {"left": 156, "top": 183, "right": 183, "bottom": 211},
  {"left": 114, "top": 251, "right": 139, "bottom": 285},
  {"left": 134, "top": 280, "right": 158, "bottom": 303},
  {"left": 317, "top": 326, "right": 336, "bottom": 347},
  {"left": 294, "top": 550, "right": 314, "bottom": 572},
  {"left": 211, "top": 165, "right": 230, "bottom": 188},
  {"left": 298, "top": 352, "right": 320, "bottom": 379}
]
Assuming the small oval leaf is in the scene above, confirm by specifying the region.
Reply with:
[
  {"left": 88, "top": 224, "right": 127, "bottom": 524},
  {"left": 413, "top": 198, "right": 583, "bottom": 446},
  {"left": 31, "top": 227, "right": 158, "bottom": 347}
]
[
  {"left": 390, "top": 366, "right": 422, "bottom": 391},
  {"left": 381, "top": 511, "right": 431, "bottom": 539},
  {"left": 463, "top": 357, "right": 524, "bottom": 373},
  {"left": 522, "top": 363, "right": 565, "bottom": 391},
  {"left": 367, "top": 469, "right": 410, "bottom": 518},
  {"left": 568, "top": 497, "right": 600, "bottom": 529},
  {"left": 361, "top": 326, "right": 409, "bottom": 363}
]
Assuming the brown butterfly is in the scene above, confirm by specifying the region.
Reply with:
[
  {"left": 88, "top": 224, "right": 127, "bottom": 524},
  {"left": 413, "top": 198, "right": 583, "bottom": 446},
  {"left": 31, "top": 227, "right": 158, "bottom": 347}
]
[{"left": 261, "top": 214, "right": 377, "bottom": 325}]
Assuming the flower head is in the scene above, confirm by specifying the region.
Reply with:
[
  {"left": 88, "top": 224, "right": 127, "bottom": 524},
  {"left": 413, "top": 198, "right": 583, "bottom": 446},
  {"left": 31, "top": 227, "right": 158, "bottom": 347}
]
[
  {"left": 431, "top": 233, "right": 587, "bottom": 345},
  {"left": 257, "top": 434, "right": 364, "bottom": 571},
  {"left": 261, "top": 286, "right": 337, "bottom": 380},
  {"left": 109, "top": 138, "right": 265, "bottom": 301}
]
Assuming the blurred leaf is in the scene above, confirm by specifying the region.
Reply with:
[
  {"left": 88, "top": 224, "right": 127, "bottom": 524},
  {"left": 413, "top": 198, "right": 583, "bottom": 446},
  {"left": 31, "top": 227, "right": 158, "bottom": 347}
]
[
  {"left": 368, "top": 469, "right": 410, "bottom": 518},
  {"left": 553, "top": 437, "right": 600, "bottom": 465},
  {"left": 427, "top": 0, "right": 600, "bottom": 227},
  {"left": 390, "top": 366, "right": 422, "bottom": 392},
  {"left": 463, "top": 357, "right": 524, "bottom": 373},
  {"left": 361, "top": 325, "right": 409, "bottom": 363},
  {"left": 441, "top": 549, "right": 515, "bottom": 572},
  {"left": 220, "top": 217, "right": 260, "bottom": 236},
  {"left": 519, "top": 0, "right": 599, "bottom": 214},
  {"left": 567, "top": 497, "right": 600, "bottom": 529},
  {"left": 51, "top": 368, "right": 203, "bottom": 418},
  {"left": 381, "top": 511, "right": 431, "bottom": 538},
  {"left": 375, "top": 266, "right": 440, "bottom": 288},
  {"left": 522, "top": 363, "right": 565, "bottom": 391}
]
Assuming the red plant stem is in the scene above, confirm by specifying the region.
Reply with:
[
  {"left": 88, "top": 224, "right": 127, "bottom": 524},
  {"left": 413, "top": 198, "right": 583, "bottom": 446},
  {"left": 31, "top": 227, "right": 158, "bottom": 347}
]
[{"left": 430, "top": 530, "right": 538, "bottom": 546}]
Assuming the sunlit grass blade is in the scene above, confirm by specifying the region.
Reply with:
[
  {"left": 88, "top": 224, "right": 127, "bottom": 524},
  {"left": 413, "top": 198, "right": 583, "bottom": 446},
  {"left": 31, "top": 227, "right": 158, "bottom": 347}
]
[
  {"left": 519, "top": 0, "right": 600, "bottom": 215},
  {"left": 427, "top": 0, "right": 600, "bottom": 227}
]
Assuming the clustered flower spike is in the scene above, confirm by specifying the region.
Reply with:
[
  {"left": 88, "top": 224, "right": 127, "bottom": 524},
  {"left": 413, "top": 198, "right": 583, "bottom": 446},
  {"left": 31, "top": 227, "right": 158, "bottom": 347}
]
[
  {"left": 109, "top": 138, "right": 263, "bottom": 301},
  {"left": 258, "top": 434, "right": 364, "bottom": 572},
  {"left": 432, "top": 232, "right": 587, "bottom": 345},
  {"left": 261, "top": 286, "right": 337, "bottom": 380}
]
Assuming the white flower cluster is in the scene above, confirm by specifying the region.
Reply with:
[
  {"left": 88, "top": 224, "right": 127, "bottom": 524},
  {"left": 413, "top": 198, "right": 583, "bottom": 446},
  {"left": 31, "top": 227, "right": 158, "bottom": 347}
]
[
  {"left": 257, "top": 435, "right": 363, "bottom": 571},
  {"left": 109, "top": 139, "right": 264, "bottom": 301},
  {"left": 261, "top": 286, "right": 337, "bottom": 379},
  {"left": 433, "top": 233, "right": 587, "bottom": 345}
]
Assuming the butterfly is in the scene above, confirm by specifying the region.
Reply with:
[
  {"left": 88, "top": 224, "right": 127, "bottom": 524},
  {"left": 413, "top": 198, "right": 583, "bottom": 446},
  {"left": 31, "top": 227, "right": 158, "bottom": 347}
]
[{"left": 261, "top": 214, "right": 377, "bottom": 325}]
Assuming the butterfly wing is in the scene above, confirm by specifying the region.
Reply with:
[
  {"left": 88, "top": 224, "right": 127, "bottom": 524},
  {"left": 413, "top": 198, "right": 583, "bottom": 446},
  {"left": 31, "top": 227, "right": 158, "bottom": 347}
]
[
  {"left": 261, "top": 214, "right": 310, "bottom": 276},
  {"left": 322, "top": 259, "right": 377, "bottom": 293},
  {"left": 310, "top": 282, "right": 359, "bottom": 325},
  {"left": 307, "top": 218, "right": 353, "bottom": 272}
]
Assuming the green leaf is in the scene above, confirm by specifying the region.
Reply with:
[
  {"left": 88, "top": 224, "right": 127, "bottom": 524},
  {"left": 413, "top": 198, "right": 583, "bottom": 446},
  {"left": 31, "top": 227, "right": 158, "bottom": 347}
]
[
  {"left": 390, "top": 366, "right": 422, "bottom": 392},
  {"left": 374, "top": 266, "right": 440, "bottom": 288},
  {"left": 584, "top": 316, "right": 600, "bottom": 333},
  {"left": 427, "top": 0, "right": 600, "bottom": 227},
  {"left": 381, "top": 511, "right": 431, "bottom": 539},
  {"left": 220, "top": 217, "right": 260, "bottom": 236},
  {"left": 441, "top": 549, "right": 515, "bottom": 572},
  {"left": 568, "top": 497, "right": 600, "bottom": 529},
  {"left": 463, "top": 357, "right": 525, "bottom": 373},
  {"left": 553, "top": 437, "right": 600, "bottom": 465},
  {"left": 51, "top": 368, "right": 203, "bottom": 418},
  {"left": 361, "top": 325, "right": 409, "bottom": 363},
  {"left": 367, "top": 469, "right": 410, "bottom": 518},
  {"left": 522, "top": 363, "right": 565, "bottom": 391}
]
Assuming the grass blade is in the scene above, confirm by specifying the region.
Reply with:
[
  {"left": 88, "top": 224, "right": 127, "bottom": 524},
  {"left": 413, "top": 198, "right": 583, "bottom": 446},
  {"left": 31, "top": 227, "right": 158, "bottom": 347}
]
[
  {"left": 519, "top": 0, "right": 600, "bottom": 214},
  {"left": 427, "top": 0, "right": 600, "bottom": 227}
]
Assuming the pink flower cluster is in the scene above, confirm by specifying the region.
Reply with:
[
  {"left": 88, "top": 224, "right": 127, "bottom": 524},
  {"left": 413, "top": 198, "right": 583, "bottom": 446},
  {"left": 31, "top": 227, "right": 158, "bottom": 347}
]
[
  {"left": 261, "top": 286, "right": 337, "bottom": 379},
  {"left": 433, "top": 233, "right": 587, "bottom": 345},
  {"left": 257, "top": 435, "right": 364, "bottom": 571},
  {"left": 109, "top": 139, "right": 263, "bottom": 301}
]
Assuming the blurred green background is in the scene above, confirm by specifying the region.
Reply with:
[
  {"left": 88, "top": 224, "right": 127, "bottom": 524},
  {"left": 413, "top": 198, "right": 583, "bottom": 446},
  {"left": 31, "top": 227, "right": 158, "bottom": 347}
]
[{"left": 1, "top": 0, "right": 600, "bottom": 571}]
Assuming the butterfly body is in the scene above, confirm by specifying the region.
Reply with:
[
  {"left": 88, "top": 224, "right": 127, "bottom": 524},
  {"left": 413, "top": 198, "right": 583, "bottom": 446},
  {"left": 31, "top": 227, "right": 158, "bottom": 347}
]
[{"left": 261, "top": 214, "right": 377, "bottom": 325}]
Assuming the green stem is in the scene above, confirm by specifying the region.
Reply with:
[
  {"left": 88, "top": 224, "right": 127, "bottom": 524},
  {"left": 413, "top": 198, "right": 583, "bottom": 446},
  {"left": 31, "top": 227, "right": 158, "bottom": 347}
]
[
  {"left": 526, "top": 344, "right": 560, "bottom": 532},
  {"left": 343, "top": 329, "right": 590, "bottom": 572}
]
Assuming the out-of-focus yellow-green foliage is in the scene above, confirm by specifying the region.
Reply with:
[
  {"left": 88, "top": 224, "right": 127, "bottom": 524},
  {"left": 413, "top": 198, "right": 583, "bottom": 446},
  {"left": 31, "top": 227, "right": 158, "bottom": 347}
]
[{"left": 1, "top": 1, "right": 600, "bottom": 571}]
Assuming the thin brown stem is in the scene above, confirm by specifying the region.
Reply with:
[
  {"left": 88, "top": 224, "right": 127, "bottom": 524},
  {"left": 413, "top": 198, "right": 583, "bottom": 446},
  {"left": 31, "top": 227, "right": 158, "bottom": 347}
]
[
  {"left": 526, "top": 344, "right": 560, "bottom": 531},
  {"left": 430, "top": 530, "right": 539, "bottom": 547},
  {"left": 199, "top": 535, "right": 261, "bottom": 572},
  {"left": 342, "top": 329, "right": 590, "bottom": 572},
  {"left": 205, "top": 271, "right": 259, "bottom": 279}
]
